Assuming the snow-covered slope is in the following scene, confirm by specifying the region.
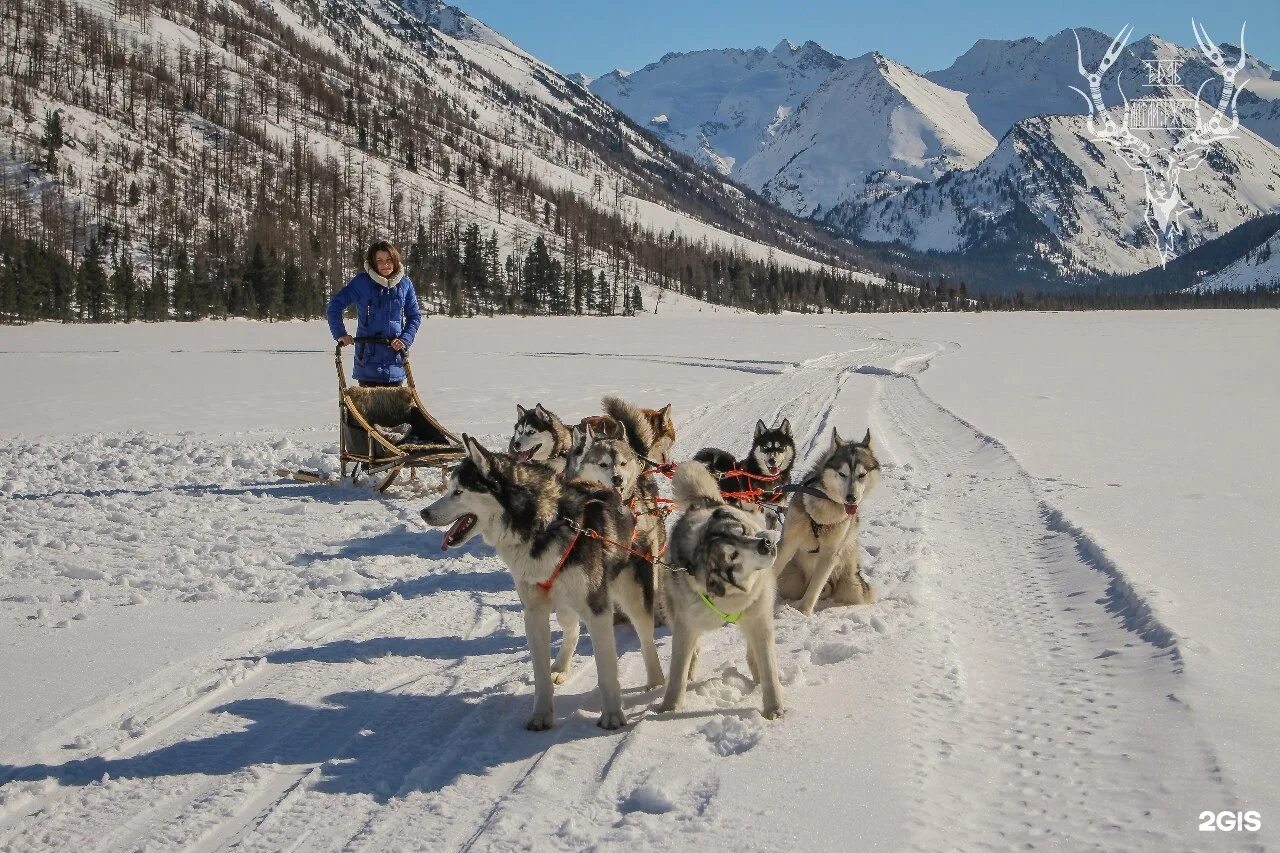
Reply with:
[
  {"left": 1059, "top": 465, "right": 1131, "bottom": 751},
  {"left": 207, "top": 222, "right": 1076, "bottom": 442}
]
[
  {"left": 1, "top": 0, "right": 897, "bottom": 323},
  {"left": 828, "top": 103, "right": 1280, "bottom": 280},
  {"left": 1190, "top": 227, "right": 1280, "bottom": 291},
  {"left": 589, "top": 40, "right": 844, "bottom": 178},
  {"left": 735, "top": 52, "right": 996, "bottom": 217}
]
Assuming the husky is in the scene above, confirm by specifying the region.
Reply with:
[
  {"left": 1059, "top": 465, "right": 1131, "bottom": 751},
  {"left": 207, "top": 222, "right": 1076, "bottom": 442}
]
[
  {"left": 565, "top": 421, "right": 667, "bottom": 674},
  {"left": 602, "top": 395, "right": 676, "bottom": 465},
  {"left": 656, "top": 461, "right": 784, "bottom": 719},
  {"left": 421, "top": 436, "right": 658, "bottom": 730},
  {"left": 694, "top": 418, "right": 795, "bottom": 509},
  {"left": 773, "top": 428, "right": 881, "bottom": 616},
  {"left": 508, "top": 404, "right": 572, "bottom": 470}
]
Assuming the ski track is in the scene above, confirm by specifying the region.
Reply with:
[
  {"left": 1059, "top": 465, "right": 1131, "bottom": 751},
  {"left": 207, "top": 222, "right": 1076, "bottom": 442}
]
[{"left": 0, "top": 337, "right": 1255, "bottom": 851}]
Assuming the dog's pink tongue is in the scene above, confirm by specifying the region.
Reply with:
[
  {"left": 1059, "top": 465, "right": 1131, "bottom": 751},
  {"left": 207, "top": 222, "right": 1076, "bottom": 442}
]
[
  {"left": 845, "top": 503, "right": 858, "bottom": 517},
  {"left": 443, "top": 516, "right": 469, "bottom": 550}
]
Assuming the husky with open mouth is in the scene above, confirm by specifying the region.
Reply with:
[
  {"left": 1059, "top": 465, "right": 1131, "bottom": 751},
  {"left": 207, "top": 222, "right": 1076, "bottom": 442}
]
[
  {"left": 421, "top": 435, "right": 653, "bottom": 730},
  {"left": 508, "top": 403, "right": 572, "bottom": 470},
  {"left": 773, "top": 428, "right": 880, "bottom": 616},
  {"left": 655, "top": 461, "right": 784, "bottom": 719},
  {"left": 694, "top": 418, "right": 795, "bottom": 509}
]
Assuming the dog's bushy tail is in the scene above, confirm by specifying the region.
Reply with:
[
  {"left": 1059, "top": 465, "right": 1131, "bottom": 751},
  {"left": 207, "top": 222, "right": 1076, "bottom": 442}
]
[
  {"left": 602, "top": 395, "right": 657, "bottom": 458},
  {"left": 692, "top": 447, "right": 736, "bottom": 475},
  {"left": 672, "top": 461, "right": 723, "bottom": 511}
]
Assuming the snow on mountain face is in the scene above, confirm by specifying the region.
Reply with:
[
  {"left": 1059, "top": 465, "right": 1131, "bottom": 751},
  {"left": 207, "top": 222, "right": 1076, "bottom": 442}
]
[
  {"left": 400, "top": 0, "right": 532, "bottom": 59},
  {"left": 829, "top": 107, "right": 1280, "bottom": 279},
  {"left": 928, "top": 28, "right": 1280, "bottom": 147},
  {"left": 736, "top": 52, "right": 997, "bottom": 217},
  {"left": 589, "top": 40, "right": 845, "bottom": 177},
  {"left": 1191, "top": 229, "right": 1280, "bottom": 291}
]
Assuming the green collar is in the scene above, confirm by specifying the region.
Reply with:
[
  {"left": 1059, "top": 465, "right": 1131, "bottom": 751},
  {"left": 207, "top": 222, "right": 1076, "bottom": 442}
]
[{"left": 699, "top": 592, "right": 743, "bottom": 624}]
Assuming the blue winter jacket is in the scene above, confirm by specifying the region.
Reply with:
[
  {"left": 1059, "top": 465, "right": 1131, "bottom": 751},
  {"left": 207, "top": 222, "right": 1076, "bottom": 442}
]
[{"left": 327, "top": 268, "right": 422, "bottom": 383}]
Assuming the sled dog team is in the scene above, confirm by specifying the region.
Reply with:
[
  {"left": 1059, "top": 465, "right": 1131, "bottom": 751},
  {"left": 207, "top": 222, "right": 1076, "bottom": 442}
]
[{"left": 420, "top": 396, "right": 880, "bottom": 731}]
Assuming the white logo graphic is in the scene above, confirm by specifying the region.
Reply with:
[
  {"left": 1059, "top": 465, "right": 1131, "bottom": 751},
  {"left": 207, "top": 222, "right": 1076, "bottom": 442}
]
[{"left": 1070, "top": 22, "right": 1249, "bottom": 266}]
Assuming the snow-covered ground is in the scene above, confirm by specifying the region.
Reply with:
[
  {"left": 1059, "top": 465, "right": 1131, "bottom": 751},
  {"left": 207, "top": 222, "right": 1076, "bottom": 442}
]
[{"left": 0, "top": 310, "right": 1275, "bottom": 850}]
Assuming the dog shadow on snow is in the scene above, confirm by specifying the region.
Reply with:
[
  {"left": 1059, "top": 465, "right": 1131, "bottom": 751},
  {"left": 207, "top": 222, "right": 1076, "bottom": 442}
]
[
  {"left": 292, "top": 526, "right": 516, "bottom": 604},
  {"left": 0, "top": 643, "right": 658, "bottom": 803},
  {"left": 0, "top": 689, "right": 626, "bottom": 802}
]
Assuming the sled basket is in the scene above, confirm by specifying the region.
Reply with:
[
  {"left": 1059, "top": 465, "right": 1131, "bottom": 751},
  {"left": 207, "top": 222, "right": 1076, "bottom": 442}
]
[{"left": 335, "top": 337, "right": 465, "bottom": 490}]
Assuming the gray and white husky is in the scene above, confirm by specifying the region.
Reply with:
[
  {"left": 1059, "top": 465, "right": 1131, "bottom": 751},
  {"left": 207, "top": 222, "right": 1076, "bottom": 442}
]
[
  {"left": 421, "top": 435, "right": 656, "bottom": 730},
  {"left": 563, "top": 421, "right": 665, "bottom": 686},
  {"left": 508, "top": 403, "right": 572, "bottom": 470},
  {"left": 773, "top": 428, "right": 881, "bottom": 616},
  {"left": 656, "top": 461, "right": 784, "bottom": 719}
]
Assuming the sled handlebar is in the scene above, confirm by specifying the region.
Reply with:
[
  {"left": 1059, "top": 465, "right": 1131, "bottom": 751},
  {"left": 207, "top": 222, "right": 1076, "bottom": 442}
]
[{"left": 335, "top": 337, "right": 407, "bottom": 358}]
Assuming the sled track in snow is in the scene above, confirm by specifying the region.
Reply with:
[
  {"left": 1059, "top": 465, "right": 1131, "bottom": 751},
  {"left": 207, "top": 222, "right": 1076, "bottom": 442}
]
[
  {"left": 870, "top": 348, "right": 1249, "bottom": 852},
  {"left": 0, "top": 336, "right": 1254, "bottom": 851}
]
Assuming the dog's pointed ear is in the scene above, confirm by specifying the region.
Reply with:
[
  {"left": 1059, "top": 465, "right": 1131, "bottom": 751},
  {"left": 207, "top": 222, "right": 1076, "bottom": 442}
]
[
  {"left": 583, "top": 421, "right": 596, "bottom": 443},
  {"left": 463, "top": 434, "right": 491, "bottom": 474},
  {"left": 534, "top": 403, "right": 549, "bottom": 418},
  {"left": 659, "top": 404, "right": 673, "bottom": 427},
  {"left": 755, "top": 419, "right": 767, "bottom": 438},
  {"left": 862, "top": 428, "right": 872, "bottom": 450},
  {"left": 780, "top": 418, "right": 792, "bottom": 436},
  {"left": 515, "top": 403, "right": 527, "bottom": 420},
  {"left": 830, "top": 427, "right": 844, "bottom": 450}
]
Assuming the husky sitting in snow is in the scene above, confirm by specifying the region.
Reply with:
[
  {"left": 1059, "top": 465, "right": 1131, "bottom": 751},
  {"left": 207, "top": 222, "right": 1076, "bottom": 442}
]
[
  {"left": 656, "top": 461, "right": 784, "bottom": 719},
  {"left": 694, "top": 418, "right": 796, "bottom": 510},
  {"left": 773, "top": 429, "right": 880, "bottom": 616},
  {"left": 421, "top": 436, "right": 657, "bottom": 730}
]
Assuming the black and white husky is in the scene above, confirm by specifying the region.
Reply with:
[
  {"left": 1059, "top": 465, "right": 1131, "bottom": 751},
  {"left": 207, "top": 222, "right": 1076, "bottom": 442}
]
[
  {"left": 421, "top": 436, "right": 658, "bottom": 730},
  {"left": 694, "top": 418, "right": 796, "bottom": 507},
  {"left": 656, "top": 462, "right": 784, "bottom": 719},
  {"left": 773, "top": 429, "right": 881, "bottom": 616},
  {"left": 508, "top": 404, "right": 572, "bottom": 470}
]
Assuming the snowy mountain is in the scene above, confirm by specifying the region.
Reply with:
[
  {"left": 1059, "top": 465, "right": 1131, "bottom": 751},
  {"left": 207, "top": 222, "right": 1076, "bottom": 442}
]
[
  {"left": 928, "top": 28, "right": 1280, "bottom": 147},
  {"left": 736, "top": 52, "right": 997, "bottom": 217},
  {"left": 589, "top": 40, "right": 845, "bottom": 178},
  {"left": 826, "top": 105, "right": 1280, "bottom": 281}
]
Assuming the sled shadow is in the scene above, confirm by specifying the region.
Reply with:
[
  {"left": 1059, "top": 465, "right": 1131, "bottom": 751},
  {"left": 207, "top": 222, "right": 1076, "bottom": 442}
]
[{"left": 0, "top": 686, "right": 622, "bottom": 803}]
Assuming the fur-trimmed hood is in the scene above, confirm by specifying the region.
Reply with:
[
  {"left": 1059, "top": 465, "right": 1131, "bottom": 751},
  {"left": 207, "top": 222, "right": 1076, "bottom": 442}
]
[{"left": 363, "top": 261, "right": 405, "bottom": 289}]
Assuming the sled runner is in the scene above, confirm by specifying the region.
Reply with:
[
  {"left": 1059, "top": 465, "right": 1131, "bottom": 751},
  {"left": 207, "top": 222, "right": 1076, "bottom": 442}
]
[{"left": 279, "top": 338, "right": 465, "bottom": 492}]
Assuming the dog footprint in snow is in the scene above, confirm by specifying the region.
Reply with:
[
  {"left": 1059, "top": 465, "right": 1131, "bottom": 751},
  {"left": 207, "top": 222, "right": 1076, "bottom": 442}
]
[
  {"left": 807, "top": 638, "right": 866, "bottom": 665},
  {"left": 690, "top": 667, "right": 754, "bottom": 706},
  {"left": 698, "top": 714, "right": 765, "bottom": 757}
]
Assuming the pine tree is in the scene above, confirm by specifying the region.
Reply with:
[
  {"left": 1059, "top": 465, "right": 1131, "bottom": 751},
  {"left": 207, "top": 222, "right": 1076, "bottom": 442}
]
[
  {"left": 111, "top": 251, "right": 138, "bottom": 321},
  {"left": 172, "top": 247, "right": 195, "bottom": 320},
  {"left": 596, "top": 270, "right": 611, "bottom": 316},
  {"left": 77, "top": 240, "right": 109, "bottom": 322},
  {"left": 40, "top": 110, "right": 63, "bottom": 173}
]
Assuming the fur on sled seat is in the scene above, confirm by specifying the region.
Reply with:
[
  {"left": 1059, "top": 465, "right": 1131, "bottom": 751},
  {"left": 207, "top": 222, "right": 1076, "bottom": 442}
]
[{"left": 344, "top": 386, "right": 455, "bottom": 449}]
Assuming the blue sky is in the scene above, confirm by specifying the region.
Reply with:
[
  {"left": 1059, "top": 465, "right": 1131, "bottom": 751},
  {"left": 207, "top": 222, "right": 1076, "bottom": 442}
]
[{"left": 449, "top": 1, "right": 1278, "bottom": 76}]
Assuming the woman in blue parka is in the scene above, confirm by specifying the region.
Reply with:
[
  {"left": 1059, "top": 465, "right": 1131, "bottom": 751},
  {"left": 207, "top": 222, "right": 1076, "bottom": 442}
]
[{"left": 327, "top": 241, "right": 422, "bottom": 387}]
